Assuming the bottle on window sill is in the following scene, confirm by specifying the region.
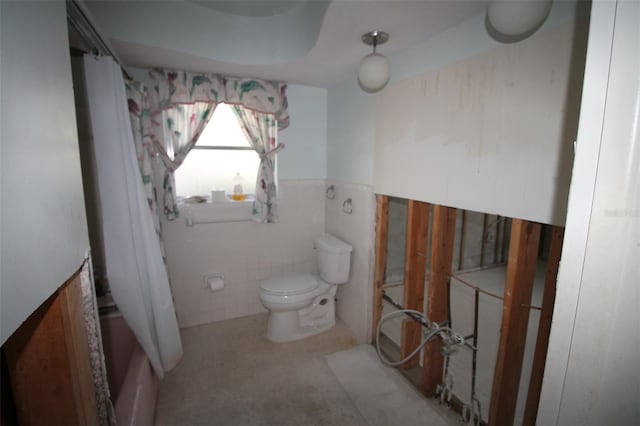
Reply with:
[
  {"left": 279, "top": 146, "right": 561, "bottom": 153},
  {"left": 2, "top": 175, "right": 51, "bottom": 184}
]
[{"left": 232, "top": 172, "right": 245, "bottom": 201}]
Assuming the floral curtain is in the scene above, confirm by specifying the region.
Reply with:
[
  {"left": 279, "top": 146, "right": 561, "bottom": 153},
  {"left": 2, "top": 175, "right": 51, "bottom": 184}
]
[
  {"left": 126, "top": 82, "right": 173, "bottom": 266},
  {"left": 140, "top": 69, "right": 289, "bottom": 220},
  {"left": 157, "top": 102, "right": 217, "bottom": 218},
  {"left": 146, "top": 69, "right": 289, "bottom": 129},
  {"left": 232, "top": 106, "right": 284, "bottom": 223},
  {"left": 125, "top": 82, "right": 159, "bottom": 229}
]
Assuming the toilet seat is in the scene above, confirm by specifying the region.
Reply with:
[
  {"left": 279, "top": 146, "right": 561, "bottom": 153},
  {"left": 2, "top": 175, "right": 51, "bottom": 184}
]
[{"left": 260, "top": 273, "right": 319, "bottom": 296}]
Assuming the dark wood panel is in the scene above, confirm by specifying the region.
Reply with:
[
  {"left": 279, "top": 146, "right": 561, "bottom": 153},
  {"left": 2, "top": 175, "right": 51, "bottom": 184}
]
[{"left": 4, "top": 271, "right": 98, "bottom": 426}]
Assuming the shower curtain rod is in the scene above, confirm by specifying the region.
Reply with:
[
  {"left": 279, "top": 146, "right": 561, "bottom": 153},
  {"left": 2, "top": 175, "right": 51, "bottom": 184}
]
[{"left": 67, "top": 0, "right": 134, "bottom": 81}]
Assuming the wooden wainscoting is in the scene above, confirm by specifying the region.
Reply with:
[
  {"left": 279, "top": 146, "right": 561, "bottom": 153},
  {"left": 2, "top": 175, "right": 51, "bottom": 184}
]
[{"left": 3, "top": 268, "right": 99, "bottom": 426}]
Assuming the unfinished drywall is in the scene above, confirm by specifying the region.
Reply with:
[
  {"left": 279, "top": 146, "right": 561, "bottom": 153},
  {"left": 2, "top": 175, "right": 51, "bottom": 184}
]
[
  {"left": 374, "top": 21, "right": 586, "bottom": 226},
  {"left": 0, "top": 1, "right": 90, "bottom": 344}
]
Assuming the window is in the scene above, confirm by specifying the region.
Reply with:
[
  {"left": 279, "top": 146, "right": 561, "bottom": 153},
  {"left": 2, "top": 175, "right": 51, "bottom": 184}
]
[{"left": 174, "top": 104, "right": 259, "bottom": 199}]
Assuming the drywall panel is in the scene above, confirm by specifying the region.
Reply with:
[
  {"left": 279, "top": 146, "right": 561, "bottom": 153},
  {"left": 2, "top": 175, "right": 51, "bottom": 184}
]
[
  {"left": 1, "top": 2, "right": 89, "bottom": 344},
  {"left": 374, "top": 23, "right": 582, "bottom": 226},
  {"left": 326, "top": 0, "right": 578, "bottom": 188}
]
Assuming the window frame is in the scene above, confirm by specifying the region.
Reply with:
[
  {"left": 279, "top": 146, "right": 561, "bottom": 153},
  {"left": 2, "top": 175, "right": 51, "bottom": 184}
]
[
  {"left": 174, "top": 104, "right": 260, "bottom": 200},
  {"left": 190, "top": 145, "right": 254, "bottom": 152}
]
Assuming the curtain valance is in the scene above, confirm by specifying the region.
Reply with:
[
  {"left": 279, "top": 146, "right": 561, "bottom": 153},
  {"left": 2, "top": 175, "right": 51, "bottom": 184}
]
[
  {"left": 127, "top": 68, "right": 289, "bottom": 221},
  {"left": 147, "top": 69, "right": 290, "bottom": 129}
]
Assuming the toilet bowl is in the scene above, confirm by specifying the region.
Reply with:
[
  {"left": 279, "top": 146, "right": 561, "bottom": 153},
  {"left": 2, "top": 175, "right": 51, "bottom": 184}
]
[{"left": 259, "top": 234, "right": 352, "bottom": 342}]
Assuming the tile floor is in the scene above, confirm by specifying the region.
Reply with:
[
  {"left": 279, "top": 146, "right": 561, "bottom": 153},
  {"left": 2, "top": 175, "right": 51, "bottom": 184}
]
[{"left": 154, "top": 314, "right": 460, "bottom": 426}]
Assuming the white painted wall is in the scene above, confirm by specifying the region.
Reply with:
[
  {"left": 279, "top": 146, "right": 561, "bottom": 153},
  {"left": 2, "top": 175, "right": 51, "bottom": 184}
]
[
  {"left": 539, "top": 1, "right": 640, "bottom": 423},
  {"left": 0, "top": 2, "right": 89, "bottom": 344},
  {"left": 278, "top": 85, "right": 327, "bottom": 180},
  {"left": 374, "top": 21, "right": 582, "bottom": 226},
  {"left": 326, "top": 83, "right": 375, "bottom": 185},
  {"left": 326, "top": 1, "right": 578, "bottom": 187}
]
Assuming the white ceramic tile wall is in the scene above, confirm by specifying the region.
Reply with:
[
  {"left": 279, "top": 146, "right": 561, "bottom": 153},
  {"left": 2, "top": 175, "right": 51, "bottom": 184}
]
[
  {"left": 162, "top": 179, "right": 325, "bottom": 328},
  {"left": 324, "top": 181, "right": 376, "bottom": 343}
]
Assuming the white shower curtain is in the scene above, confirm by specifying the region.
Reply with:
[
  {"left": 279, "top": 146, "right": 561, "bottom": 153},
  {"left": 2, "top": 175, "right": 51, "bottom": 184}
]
[{"left": 83, "top": 55, "right": 182, "bottom": 378}]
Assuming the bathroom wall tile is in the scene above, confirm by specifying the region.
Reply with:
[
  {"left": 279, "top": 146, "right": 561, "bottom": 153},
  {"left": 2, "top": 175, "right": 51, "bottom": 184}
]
[
  {"left": 179, "top": 311, "right": 201, "bottom": 329},
  {"left": 234, "top": 299, "right": 250, "bottom": 318},
  {"left": 249, "top": 301, "right": 268, "bottom": 315},
  {"left": 247, "top": 267, "right": 270, "bottom": 283},
  {"left": 163, "top": 179, "right": 325, "bottom": 327},
  {"left": 199, "top": 308, "right": 226, "bottom": 326},
  {"left": 269, "top": 265, "right": 284, "bottom": 279},
  {"left": 325, "top": 180, "right": 376, "bottom": 343},
  {"left": 292, "top": 261, "right": 312, "bottom": 275},
  {"left": 224, "top": 304, "right": 238, "bottom": 320}
]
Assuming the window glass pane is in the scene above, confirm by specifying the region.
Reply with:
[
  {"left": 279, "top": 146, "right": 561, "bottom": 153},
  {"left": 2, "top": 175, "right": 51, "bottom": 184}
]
[
  {"left": 196, "top": 103, "right": 249, "bottom": 147},
  {"left": 175, "top": 149, "right": 259, "bottom": 197}
]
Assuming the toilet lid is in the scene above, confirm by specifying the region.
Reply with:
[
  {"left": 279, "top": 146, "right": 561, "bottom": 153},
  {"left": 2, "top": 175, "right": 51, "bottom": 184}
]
[{"left": 260, "top": 273, "right": 319, "bottom": 296}]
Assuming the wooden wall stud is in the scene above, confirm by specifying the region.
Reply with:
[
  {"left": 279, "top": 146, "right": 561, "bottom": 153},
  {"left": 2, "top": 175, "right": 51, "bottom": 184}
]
[
  {"left": 400, "top": 200, "right": 431, "bottom": 368},
  {"left": 371, "top": 194, "right": 390, "bottom": 343},
  {"left": 522, "top": 226, "right": 564, "bottom": 425},
  {"left": 422, "top": 204, "right": 457, "bottom": 394},
  {"left": 489, "top": 219, "right": 541, "bottom": 426}
]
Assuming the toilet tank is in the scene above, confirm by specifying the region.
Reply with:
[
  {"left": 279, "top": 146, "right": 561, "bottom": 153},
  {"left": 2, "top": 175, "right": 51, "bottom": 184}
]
[{"left": 314, "top": 234, "right": 352, "bottom": 284}]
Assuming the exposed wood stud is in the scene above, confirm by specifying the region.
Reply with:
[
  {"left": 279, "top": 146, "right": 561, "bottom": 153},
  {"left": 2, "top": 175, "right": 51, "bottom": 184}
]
[
  {"left": 400, "top": 200, "right": 431, "bottom": 368},
  {"left": 501, "top": 218, "right": 509, "bottom": 263},
  {"left": 480, "top": 213, "right": 489, "bottom": 267},
  {"left": 522, "top": 226, "right": 564, "bottom": 426},
  {"left": 489, "top": 219, "right": 541, "bottom": 426},
  {"left": 422, "top": 204, "right": 457, "bottom": 395},
  {"left": 371, "top": 195, "right": 390, "bottom": 343},
  {"left": 458, "top": 210, "right": 467, "bottom": 271},
  {"left": 493, "top": 215, "right": 501, "bottom": 264}
]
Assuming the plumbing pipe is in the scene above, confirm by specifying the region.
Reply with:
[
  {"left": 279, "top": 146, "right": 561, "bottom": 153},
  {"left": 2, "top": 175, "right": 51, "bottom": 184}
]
[
  {"left": 381, "top": 291, "right": 430, "bottom": 328},
  {"left": 375, "top": 309, "right": 444, "bottom": 367}
]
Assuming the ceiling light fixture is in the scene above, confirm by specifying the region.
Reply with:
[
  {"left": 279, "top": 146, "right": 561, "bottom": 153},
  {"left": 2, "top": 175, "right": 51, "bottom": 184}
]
[
  {"left": 358, "top": 30, "right": 390, "bottom": 93},
  {"left": 486, "top": 0, "right": 553, "bottom": 42}
]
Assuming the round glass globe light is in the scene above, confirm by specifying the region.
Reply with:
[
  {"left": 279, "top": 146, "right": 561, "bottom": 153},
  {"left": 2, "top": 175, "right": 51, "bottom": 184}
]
[
  {"left": 358, "top": 52, "right": 390, "bottom": 92},
  {"left": 487, "top": 0, "right": 553, "bottom": 37}
]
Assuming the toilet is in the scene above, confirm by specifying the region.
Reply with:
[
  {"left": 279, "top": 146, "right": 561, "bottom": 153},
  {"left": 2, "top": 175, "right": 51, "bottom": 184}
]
[{"left": 259, "top": 234, "right": 352, "bottom": 342}]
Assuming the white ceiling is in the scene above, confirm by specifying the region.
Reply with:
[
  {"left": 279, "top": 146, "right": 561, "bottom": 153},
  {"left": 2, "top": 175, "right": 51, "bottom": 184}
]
[{"left": 83, "top": 0, "right": 489, "bottom": 87}]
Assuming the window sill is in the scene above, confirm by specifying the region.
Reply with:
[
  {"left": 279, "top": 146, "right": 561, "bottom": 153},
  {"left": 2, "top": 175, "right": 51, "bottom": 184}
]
[{"left": 180, "top": 198, "right": 253, "bottom": 225}]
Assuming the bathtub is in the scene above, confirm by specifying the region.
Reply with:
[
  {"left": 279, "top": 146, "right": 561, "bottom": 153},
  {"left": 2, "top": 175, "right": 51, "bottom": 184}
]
[{"left": 100, "top": 312, "right": 159, "bottom": 426}]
